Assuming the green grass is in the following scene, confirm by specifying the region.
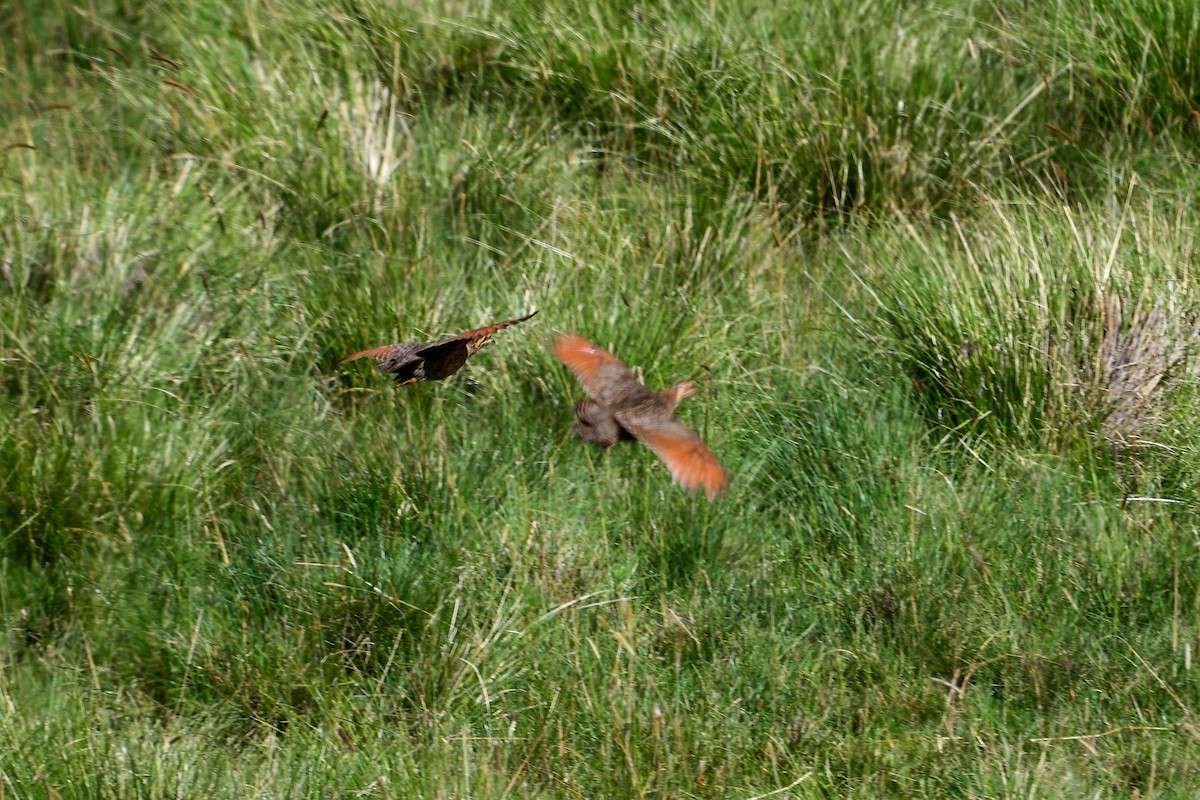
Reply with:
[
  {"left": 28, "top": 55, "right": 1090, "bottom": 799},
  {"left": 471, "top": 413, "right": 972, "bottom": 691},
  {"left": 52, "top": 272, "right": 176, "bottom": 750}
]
[{"left": 3, "top": 0, "right": 1200, "bottom": 797}]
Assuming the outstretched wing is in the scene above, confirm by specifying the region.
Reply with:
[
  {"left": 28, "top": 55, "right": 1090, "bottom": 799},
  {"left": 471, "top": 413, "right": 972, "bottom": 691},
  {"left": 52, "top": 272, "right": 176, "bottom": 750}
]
[
  {"left": 428, "top": 309, "right": 538, "bottom": 349},
  {"left": 551, "top": 333, "right": 641, "bottom": 405},
  {"left": 614, "top": 411, "right": 729, "bottom": 500},
  {"left": 340, "top": 343, "right": 405, "bottom": 364},
  {"left": 411, "top": 310, "right": 538, "bottom": 378}
]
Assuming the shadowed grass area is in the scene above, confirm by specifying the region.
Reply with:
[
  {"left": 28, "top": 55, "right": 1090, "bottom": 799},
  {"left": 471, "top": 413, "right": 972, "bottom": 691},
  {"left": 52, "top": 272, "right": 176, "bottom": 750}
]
[{"left": 3, "top": 0, "right": 1200, "bottom": 797}]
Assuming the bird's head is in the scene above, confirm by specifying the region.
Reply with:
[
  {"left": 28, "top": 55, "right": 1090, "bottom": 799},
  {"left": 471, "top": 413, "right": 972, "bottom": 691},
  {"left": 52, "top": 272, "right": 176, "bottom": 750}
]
[
  {"left": 466, "top": 333, "right": 495, "bottom": 354},
  {"left": 664, "top": 380, "right": 698, "bottom": 408}
]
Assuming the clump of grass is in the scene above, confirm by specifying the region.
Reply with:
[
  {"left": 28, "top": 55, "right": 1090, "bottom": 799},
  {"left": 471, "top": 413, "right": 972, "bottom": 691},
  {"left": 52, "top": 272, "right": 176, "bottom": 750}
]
[
  {"left": 1099, "top": 293, "right": 1197, "bottom": 442},
  {"left": 852, "top": 198, "right": 1199, "bottom": 450},
  {"left": 1018, "top": 0, "right": 1200, "bottom": 134}
]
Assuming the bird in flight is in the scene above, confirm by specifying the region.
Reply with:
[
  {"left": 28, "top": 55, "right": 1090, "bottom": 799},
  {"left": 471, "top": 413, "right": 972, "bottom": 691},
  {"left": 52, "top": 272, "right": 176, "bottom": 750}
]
[
  {"left": 342, "top": 311, "right": 537, "bottom": 385},
  {"left": 552, "top": 333, "right": 729, "bottom": 500}
]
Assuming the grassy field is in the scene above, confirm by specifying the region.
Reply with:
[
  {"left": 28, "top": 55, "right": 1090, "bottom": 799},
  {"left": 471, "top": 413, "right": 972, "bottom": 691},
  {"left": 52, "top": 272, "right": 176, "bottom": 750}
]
[{"left": 3, "top": 0, "right": 1200, "bottom": 796}]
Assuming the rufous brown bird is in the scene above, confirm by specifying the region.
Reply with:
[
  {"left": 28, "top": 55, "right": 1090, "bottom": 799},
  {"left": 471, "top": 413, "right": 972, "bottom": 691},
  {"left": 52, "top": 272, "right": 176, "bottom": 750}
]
[
  {"left": 342, "top": 311, "right": 537, "bottom": 385},
  {"left": 552, "top": 333, "right": 729, "bottom": 500}
]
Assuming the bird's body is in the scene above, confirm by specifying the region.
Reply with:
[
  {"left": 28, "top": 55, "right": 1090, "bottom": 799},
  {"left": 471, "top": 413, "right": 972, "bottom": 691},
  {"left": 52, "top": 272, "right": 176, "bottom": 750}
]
[
  {"left": 552, "top": 333, "right": 728, "bottom": 499},
  {"left": 342, "top": 311, "right": 537, "bottom": 385}
]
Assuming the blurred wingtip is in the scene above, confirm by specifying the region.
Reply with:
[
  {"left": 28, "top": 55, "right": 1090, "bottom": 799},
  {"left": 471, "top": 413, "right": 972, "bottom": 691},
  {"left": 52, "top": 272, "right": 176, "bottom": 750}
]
[
  {"left": 683, "top": 459, "right": 730, "bottom": 501},
  {"left": 639, "top": 426, "right": 729, "bottom": 502},
  {"left": 551, "top": 333, "right": 606, "bottom": 366},
  {"left": 340, "top": 345, "right": 392, "bottom": 364}
]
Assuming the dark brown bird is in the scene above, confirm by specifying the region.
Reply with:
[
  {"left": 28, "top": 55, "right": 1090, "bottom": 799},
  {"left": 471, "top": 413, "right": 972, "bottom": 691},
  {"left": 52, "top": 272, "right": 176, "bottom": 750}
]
[
  {"left": 342, "top": 311, "right": 537, "bottom": 385},
  {"left": 552, "top": 333, "right": 729, "bottom": 500}
]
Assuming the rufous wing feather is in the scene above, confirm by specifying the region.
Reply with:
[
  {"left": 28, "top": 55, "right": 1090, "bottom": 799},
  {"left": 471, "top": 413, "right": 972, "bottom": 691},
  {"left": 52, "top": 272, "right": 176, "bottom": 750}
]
[
  {"left": 340, "top": 344, "right": 400, "bottom": 364},
  {"left": 551, "top": 334, "right": 638, "bottom": 401},
  {"left": 618, "top": 415, "right": 729, "bottom": 500},
  {"left": 451, "top": 310, "right": 539, "bottom": 342}
]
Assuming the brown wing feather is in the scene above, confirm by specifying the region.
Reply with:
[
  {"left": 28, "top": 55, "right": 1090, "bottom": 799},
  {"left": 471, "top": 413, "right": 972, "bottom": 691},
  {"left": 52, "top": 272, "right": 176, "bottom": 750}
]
[
  {"left": 340, "top": 344, "right": 402, "bottom": 364},
  {"left": 437, "top": 310, "right": 538, "bottom": 346},
  {"left": 551, "top": 334, "right": 641, "bottom": 403},
  {"left": 616, "top": 413, "right": 729, "bottom": 500}
]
